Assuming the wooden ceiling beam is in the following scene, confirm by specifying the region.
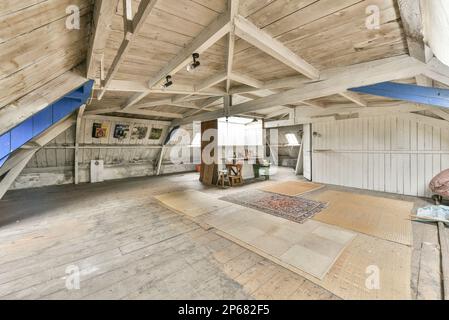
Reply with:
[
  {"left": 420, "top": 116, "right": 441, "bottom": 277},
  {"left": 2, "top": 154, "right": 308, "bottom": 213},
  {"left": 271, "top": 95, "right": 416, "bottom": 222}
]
[
  {"left": 229, "top": 72, "right": 264, "bottom": 88},
  {"left": 397, "top": 0, "right": 434, "bottom": 86},
  {"left": 95, "top": 81, "right": 225, "bottom": 96},
  {"left": 424, "top": 58, "right": 449, "bottom": 87},
  {"left": 86, "top": 0, "right": 117, "bottom": 80},
  {"left": 122, "top": 9, "right": 233, "bottom": 110},
  {"left": 86, "top": 107, "right": 183, "bottom": 119},
  {"left": 339, "top": 91, "right": 368, "bottom": 107},
  {"left": 300, "top": 100, "right": 325, "bottom": 108},
  {"left": 195, "top": 72, "right": 227, "bottom": 92},
  {"left": 182, "top": 97, "right": 223, "bottom": 118},
  {"left": 97, "top": 0, "right": 159, "bottom": 100},
  {"left": 234, "top": 15, "right": 320, "bottom": 80},
  {"left": 230, "top": 75, "right": 312, "bottom": 95},
  {"left": 0, "top": 70, "right": 87, "bottom": 136},
  {"left": 398, "top": 0, "right": 431, "bottom": 63},
  {"left": 226, "top": 0, "right": 240, "bottom": 93},
  {"left": 172, "top": 55, "right": 426, "bottom": 126}
]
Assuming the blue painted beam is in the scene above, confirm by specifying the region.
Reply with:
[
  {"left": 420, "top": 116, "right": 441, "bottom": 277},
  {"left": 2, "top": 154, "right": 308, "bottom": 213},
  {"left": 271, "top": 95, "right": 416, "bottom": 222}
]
[
  {"left": 0, "top": 80, "right": 94, "bottom": 170},
  {"left": 349, "top": 82, "right": 449, "bottom": 108}
]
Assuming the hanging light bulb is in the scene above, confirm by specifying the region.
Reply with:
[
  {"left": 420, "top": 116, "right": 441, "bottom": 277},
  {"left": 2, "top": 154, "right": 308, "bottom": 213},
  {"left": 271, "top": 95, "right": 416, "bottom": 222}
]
[{"left": 186, "top": 53, "right": 200, "bottom": 72}]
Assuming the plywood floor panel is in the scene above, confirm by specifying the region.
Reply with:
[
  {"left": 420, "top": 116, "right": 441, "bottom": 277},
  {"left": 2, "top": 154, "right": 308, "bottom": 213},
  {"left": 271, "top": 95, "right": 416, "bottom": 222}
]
[
  {"left": 154, "top": 190, "right": 233, "bottom": 218},
  {"left": 156, "top": 190, "right": 356, "bottom": 280},
  {"left": 308, "top": 190, "right": 413, "bottom": 246}
]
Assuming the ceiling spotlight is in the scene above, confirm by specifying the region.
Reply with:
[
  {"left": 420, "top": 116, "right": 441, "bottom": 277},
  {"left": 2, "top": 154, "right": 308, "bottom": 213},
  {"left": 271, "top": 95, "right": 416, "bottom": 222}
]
[
  {"left": 161, "top": 76, "right": 173, "bottom": 89},
  {"left": 186, "top": 53, "right": 200, "bottom": 72}
]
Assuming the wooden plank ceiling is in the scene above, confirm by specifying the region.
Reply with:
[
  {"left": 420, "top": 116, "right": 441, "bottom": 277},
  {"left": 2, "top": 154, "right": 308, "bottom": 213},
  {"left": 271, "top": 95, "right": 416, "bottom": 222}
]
[
  {"left": 87, "top": 0, "right": 411, "bottom": 121},
  {"left": 3, "top": 0, "right": 447, "bottom": 124}
]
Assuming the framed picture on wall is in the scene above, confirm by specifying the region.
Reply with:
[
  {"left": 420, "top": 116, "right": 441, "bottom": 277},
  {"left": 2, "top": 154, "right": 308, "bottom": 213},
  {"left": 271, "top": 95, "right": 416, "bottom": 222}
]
[
  {"left": 113, "top": 124, "right": 130, "bottom": 140},
  {"left": 149, "top": 128, "right": 163, "bottom": 140},
  {"left": 130, "top": 126, "right": 148, "bottom": 140},
  {"left": 92, "top": 123, "right": 109, "bottom": 139}
]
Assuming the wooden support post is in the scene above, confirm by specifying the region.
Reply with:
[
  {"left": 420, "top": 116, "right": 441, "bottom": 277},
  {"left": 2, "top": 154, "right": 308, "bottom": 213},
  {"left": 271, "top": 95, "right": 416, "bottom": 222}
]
[
  {"left": 156, "top": 145, "right": 167, "bottom": 176},
  {"left": 74, "top": 105, "right": 86, "bottom": 184},
  {"left": 155, "top": 127, "right": 175, "bottom": 176},
  {"left": 438, "top": 222, "right": 449, "bottom": 300},
  {"left": 0, "top": 117, "right": 75, "bottom": 198},
  {"left": 295, "top": 142, "right": 304, "bottom": 176},
  {"left": 0, "top": 151, "right": 36, "bottom": 199}
]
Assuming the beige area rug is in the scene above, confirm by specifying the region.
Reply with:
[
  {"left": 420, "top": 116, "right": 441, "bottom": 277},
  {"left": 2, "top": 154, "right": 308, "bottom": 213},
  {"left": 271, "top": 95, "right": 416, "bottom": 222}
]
[
  {"left": 307, "top": 190, "right": 413, "bottom": 246},
  {"left": 154, "top": 190, "right": 233, "bottom": 218},
  {"left": 261, "top": 181, "right": 324, "bottom": 196}
]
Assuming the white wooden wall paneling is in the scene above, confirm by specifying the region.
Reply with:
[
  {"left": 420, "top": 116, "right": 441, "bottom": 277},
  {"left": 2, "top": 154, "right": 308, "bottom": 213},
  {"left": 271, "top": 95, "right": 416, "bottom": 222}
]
[{"left": 312, "top": 115, "right": 449, "bottom": 197}]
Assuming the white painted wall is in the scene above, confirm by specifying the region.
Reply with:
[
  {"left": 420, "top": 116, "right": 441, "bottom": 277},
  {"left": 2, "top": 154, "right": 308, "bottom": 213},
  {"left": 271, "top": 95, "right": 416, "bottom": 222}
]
[
  {"left": 422, "top": 0, "right": 449, "bottom": 66},
  {"left": 11, "top": 115, "right": 198, "bottom": 190},
  {"left": 311, "top": 114, "right": 449, "bottom": 197}
]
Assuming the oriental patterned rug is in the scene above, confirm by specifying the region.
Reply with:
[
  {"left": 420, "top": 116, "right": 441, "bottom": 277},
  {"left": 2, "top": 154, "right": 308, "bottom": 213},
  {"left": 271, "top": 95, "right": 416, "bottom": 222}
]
[{"left": 220, "top": 190, "right": 327, "bottom": 224}]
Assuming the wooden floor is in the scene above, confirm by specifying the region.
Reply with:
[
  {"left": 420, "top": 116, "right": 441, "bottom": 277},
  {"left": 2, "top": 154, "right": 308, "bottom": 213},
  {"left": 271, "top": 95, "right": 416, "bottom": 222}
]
[{"left": 0, "top": 168, "right": 443, "bottom": 300}]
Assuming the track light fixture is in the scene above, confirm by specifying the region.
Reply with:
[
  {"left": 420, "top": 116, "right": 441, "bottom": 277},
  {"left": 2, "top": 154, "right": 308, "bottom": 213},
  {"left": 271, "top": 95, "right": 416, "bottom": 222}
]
[
  {"left": 186, "top": 53, "right": 200, "bottom": 72},
  {"left": 161, "top": 75, "right": 173, "bottom": 89}
]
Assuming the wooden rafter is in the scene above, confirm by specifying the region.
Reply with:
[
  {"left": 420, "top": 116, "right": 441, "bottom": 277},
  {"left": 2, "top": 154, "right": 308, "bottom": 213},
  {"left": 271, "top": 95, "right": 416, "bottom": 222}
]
[
  {"left": 300, "top": 100, "right": 325, "bottom": 108},
  {"left": 0, "top": 117, "right": 76, "bottom": 199},
  {"left": 397, "top": 0, "right": 434, "bottom": 86},
  {"left": 0, "top": 70, "right": 86, "bottom": 136},
  {"left": 98, "top": 80, "right": 225, "bottom": 96},
  {"left": 229, "top": 72, "right": 264, "bottom": 88},
  {"left": 122, "top": 8, "right": 233, "bottom": 110},
  {"left": 225, "top": 0, "right": 240, "bottom": 93},
  {"left": 230, "top": 76, "right": 311, "bottom": 94},
  {"left": 97, "top": 0, "right": 159, "bottom": 100},
  {"left": 172, "top": 55, "right": 426, "bottom": 126},
  {"left": 234, "top": 15, "right": 320, "bottom": 80},
  {"left": 424, "top": 58, "right": 449, "bottom": 87},
  {"left": 339, "top": 91, "right": 368, "bottom": 107},
  {"left": 86, "top": 0, "right": 117, "bottom": 80},
  {"left": 195, "top": 72, "right": 227, "bottom": 92},
  {"left": 182, "top": 97, "right": 223, "bottom": 118},
  {"left": 86, "top": 107, "right": 183, "bottom": 119}
]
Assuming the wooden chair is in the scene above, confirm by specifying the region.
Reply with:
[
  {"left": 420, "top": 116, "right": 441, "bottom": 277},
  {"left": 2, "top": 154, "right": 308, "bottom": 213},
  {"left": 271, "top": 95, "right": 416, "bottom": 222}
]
[{"left": 226, "top": 164, "right": 244, "bottom": 186}]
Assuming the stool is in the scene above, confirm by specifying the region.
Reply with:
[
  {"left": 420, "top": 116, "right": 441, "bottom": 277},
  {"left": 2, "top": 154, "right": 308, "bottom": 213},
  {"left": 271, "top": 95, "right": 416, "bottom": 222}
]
[{"left": 216, "top": 170, "right": 229, "bottom": 188}]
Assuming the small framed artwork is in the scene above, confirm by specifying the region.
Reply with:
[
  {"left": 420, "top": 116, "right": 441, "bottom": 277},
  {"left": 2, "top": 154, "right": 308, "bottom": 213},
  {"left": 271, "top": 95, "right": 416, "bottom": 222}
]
[
  {"left": 114, "top": 124, "right": 130, "bottom": 140},
  {"left": 149, "top": 128, "right": 163, "bottom": 140},
  {"left": 92, "top": 123, "right": 109, "bottom": 139},
  {"left": 131, "top": 126, "right": 148, "bottom": 140}
]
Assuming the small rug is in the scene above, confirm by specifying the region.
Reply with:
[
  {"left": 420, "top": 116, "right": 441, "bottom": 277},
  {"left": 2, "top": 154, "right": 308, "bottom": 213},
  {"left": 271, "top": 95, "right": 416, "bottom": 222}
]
[
  {"left": 220, "top": 190, "right": 327, "bottom": 224},
  {"left": 261, "top": 181, "right": 324, "bottom": 196},
  {"left": 308, "top": 190, "right": 413, "bottom": 246}
]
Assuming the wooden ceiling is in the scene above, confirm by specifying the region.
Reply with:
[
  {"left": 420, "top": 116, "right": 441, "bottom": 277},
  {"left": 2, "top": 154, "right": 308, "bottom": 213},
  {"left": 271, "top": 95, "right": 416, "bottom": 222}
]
[
  {"left": 1, "top": 0, "right": 449, "bottom": 125},
  {"left": 87, "top": 0, "right": 411, "bottom": 120}
]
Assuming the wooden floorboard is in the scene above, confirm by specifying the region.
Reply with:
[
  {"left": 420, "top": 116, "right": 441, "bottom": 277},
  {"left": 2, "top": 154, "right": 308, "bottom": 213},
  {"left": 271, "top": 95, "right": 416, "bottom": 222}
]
[{"left": 0, "top": 168, "right": 443, "bottom": 300}]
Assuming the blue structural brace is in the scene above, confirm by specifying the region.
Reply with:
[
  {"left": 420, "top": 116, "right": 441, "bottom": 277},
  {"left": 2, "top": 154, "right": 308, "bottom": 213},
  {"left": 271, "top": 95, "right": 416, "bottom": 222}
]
[
  {"left": 349, "top": 81, "right": 449, "bottom": 109},
  {"left": 0, "top": 80, "right": 94, "bottom": 169}
]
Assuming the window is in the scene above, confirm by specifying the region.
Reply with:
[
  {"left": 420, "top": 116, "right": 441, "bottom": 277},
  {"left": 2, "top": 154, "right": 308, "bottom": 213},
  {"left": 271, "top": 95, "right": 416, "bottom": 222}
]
[
  {"left": 191, "top": 132, "right": 201, "bottom": 147},
  {"left": 218, "top": 117, "right": 263, "bottom": 146},
  {"left": 285, "top": 133, "right": 300, "bottom": 146}
]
